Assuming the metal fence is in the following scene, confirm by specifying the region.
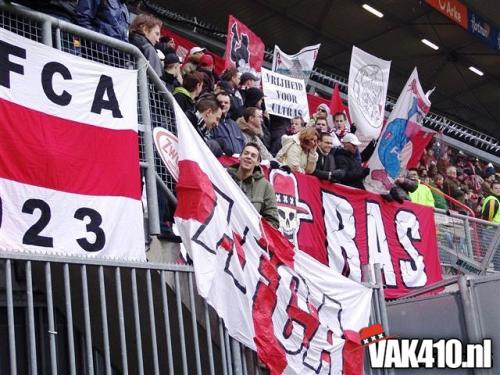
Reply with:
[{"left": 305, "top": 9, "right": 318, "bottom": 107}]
[
  {"left": 0, "top": 250, "right": 391, "bottom": 375},
  {"left": 386, "top": 274, "right": 497, "bottom": 374},
  {"left": 3, "top": 3, "right": 498, "bottom": 374},
  {"left": 434, "top": 210, "right": 500, "bottom": 275},
  {"left": 0, "top": 251, "right": 258, "bottom": 375}
]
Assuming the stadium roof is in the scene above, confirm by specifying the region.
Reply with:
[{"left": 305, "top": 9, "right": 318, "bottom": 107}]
[{"left": 148, "top": 0, "right": 500, "bottom": 141}]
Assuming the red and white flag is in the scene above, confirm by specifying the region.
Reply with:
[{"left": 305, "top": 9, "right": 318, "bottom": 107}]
[
  {"left": 0, "top": 28, "right": 145, "bottom": 260},
  {"left": 224, "top": 15, "right": 265, "bottom": 74},
  {"left": 364, "top": 68, "right": 432, "bottom": 194},
  {"left": 173, "top": 99, "right": 372, "bottom": 373},
  {"left": 329, "top": 83, "right": 351, "bottom": 132}
]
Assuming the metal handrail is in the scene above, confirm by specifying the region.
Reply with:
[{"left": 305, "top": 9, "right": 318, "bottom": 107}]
[{"left": 424, "top": 182, "right": 475, "bottom": 217}]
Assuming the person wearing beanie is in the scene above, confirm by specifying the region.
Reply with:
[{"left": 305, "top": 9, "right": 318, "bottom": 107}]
[
  {"left": 237, "top": 72, "right": 258, "bottom": 104},
  {"left": 239, "top": 72, "right": 258, "bottom": 89},
  {"left": 242, "top": 87, "right": 272, "bottom": 150}
]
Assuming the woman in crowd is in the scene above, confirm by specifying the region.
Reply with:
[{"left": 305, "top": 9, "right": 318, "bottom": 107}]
[
  {"left": 128, "top": 14, "right": 163, "bottom": 77},
  {"left": 276, "top": 127, "right": 318, "bottom": 174}
]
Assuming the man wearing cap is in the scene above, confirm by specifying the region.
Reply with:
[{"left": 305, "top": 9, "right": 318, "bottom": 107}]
[
  {"left": 162, "top": 53, "right": 182, "bottom": 92},
  {"left": 182, "top": 46, "right": 206, "bottom": 76},
  {"left": 227, "top": 142, "right": 279, "bottom": 228},
  {"left": 335, "top": 133, "right": 370, "bottom": 190}
]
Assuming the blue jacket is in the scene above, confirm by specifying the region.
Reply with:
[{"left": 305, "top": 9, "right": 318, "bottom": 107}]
[
  {"left": 213, "top": 116, "right": 245, "bottom": 155},
  {"left": 75, "top": 0, "right": 129, "bottom": 42}
]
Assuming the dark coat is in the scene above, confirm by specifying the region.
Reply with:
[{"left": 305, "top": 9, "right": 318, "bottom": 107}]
[
  {"left": 335, "top": 148, "right": 367, "bottom": 190},
  {"left": 314, "top": 149, "right": 343, "bottom": 181},
  {"left": 212, "top": 116, "right": 245, "bottom": 155},
  {"left": 163, "top": 71, "right": 181, "bottom": 93},
  {"left": 185, "top": 111, "right": 223, "bottom": 157},
  {"left": 17, "top": 0, "right": 77, "bottom": 21},
  {"left": 128, "top": 32, "right": 163, "bottom": 77},
  {"left": 75, "top": 0, "right": 129, "bottom": 41},
  {"left": 173, "top": 87, "right": 195, "bottom": 113}
]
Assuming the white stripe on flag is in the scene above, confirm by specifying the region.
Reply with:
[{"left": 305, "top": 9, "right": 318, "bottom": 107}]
[
  {"left": 0, "top": 178, "right": 145, "bottom": 261},
  {"left": 0, "top": 28, "right": 138, "bottom": 132}
]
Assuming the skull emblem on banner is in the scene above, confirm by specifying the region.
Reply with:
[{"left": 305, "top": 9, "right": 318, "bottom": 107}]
[{"left": 269, "top": 170, "right": 312, "bottom": 246}]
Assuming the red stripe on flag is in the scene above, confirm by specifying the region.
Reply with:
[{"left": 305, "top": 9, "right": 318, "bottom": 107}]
[{"left": 0, "top": 98, "right": 141, "bottom": 199}]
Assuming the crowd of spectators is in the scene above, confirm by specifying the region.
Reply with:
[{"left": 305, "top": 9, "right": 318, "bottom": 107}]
[{"left": 13, "top": 1, "right": 500, "bottom": 234}]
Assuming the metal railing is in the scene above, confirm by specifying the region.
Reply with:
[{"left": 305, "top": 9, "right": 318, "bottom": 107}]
[
  {"left": 0, "top": 249, "right": 390, "bottom": 375},
  {"left": 0, "top": 251, "right": 255, "bottom": 375},
  {"left": 5, "top": 4, "right": 496, "bottom": 373},
  {"left": 434, "top": 209, "right": 500, "bottom": 275}
]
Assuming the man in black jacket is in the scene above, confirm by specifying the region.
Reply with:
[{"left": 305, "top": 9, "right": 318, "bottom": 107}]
[
  {"left": 335, "top": 133, "right": 370, "bottom": 190},
  {"left": 313, "top": 133, "right": 345, "bottom": 182}
]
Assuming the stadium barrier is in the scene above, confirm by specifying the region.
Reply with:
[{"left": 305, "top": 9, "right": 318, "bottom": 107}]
[
  {"left": 0, "top": 250, "right": 391, "bottom": 375},
  {"left": 0, "top": 4, "right": 393, "bottom": 374},
  {"left": 387, "top": 274, "right": 498, "bottom": 374},
  {"left": 434, "top": 209, "right": 500, "bottom": 275}
]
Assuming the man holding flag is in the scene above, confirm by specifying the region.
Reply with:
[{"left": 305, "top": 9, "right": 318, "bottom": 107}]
[{"left": 364, "top": 68, "right": 432, "bottom": 195}]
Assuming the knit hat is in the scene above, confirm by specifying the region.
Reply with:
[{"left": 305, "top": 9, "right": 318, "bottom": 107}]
[
  {"left": 244, "top": 87, "right": 265, "bottom": 107},
  {"left": 240, "top": 72, "right": 258, "bottom": 84}
]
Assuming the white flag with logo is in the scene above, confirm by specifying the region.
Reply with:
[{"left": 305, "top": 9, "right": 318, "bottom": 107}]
[
  {"left": 348, "top": 46, "right": 391, "bottom": 140},
  {"left": 172, "top": 96, "right": 371, "bottom": 374},
  {"left": 272, "top": 43, "right": 320, "bottom": 82}
]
